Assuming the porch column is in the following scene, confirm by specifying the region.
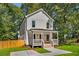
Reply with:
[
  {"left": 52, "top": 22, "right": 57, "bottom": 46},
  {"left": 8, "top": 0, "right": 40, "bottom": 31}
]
[
  {"left": 32, "top": 32, "right": 35, "bottom": 48},
  {"left": 50, "top": 32, "right": 54, "bottom": 47},
  {"left": 41, "top": 32, "right": 44, "bottom": 47},
  {"left": 50, "top": 32, "right": 52, "bottom": 40}
]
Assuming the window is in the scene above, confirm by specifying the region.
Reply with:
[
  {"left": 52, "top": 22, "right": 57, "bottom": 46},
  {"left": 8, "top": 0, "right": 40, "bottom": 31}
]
[
  {"left": 36, "top": 34, "right": 39, "bottom": 39},
  {"left": 34, "top": 34, "right": 41, "bottom": 39},
  {"left": 34, "top": 34, "right": 35, "bottom": 39},
  {"left": 32, "top": 20, "right": 35, "bottom": 27},
  {"left": 40, "top": 34, "right": 41, "bottom": 39},
  {"left": 35, "top": 34, "right": 41, "bottom": 39},
  {"left": 47, "top": 22, "right": 49, "bottom": 28},
  {"left": 46, "top": 35, "right": 49, "bottom": 41}
]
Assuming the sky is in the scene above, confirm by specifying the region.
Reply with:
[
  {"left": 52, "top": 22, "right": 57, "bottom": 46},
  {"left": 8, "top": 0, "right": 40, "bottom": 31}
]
[{"left": 14, "top": 3, "right": 22, "bottom": 7}]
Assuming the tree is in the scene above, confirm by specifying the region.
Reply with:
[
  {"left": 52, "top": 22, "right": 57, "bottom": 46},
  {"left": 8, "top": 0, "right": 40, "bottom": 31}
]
[{"left": 0, "top": 4, "right": 24, "bottom": 40}]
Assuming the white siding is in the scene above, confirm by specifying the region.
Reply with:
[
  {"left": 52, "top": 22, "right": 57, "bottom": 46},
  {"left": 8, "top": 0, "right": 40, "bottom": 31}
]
[
  {"left": 25, "top": 31, "right": 29, "bottom": 45},
  {"left": 20, "top": 10, "right": 55, "bottom": 45},
  {"left": 20, "top": 18, "right": 29, "bottom": 45},
  {"left": 26, "top": 11, "right": 53, "bottom": 30}
]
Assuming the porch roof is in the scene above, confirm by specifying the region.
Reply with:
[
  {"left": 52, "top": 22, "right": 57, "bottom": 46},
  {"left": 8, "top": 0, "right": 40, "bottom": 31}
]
[{"left": 29, "top": 28, "right": 58, "bottom": 33}]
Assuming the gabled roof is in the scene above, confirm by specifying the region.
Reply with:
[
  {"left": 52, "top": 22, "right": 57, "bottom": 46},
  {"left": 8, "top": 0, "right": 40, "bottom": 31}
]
[
  {"left": 20, "top": 8, "right": 54, "bottom": 28},
  {"left": 25, "top": 8, "right": 54, "bottom": 21}
]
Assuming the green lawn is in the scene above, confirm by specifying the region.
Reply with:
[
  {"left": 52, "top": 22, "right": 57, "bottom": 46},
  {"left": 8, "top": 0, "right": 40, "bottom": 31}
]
[
  {"left": 0, "top": 47, "right": 50, "bottom": 56},
  {"left": 57, "top": 45, "right": 79, "bottom": 56},
  {"left": 0, "top": 47, "right": 28, "bottom": 56},
  {"left": 34, "top": 48, "right": 50, "bottom": 53},
  {"left": 1, "top": 45, "right": 79, "bottom": 56}
]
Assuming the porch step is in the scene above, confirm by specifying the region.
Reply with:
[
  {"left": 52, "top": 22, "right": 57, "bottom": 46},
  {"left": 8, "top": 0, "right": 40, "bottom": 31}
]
[
  {"left": 33, "top": 43, "right": 42, "bottom": 46},
  {"left": 43, "top": 43, "right": 53, "bottom": 48}
]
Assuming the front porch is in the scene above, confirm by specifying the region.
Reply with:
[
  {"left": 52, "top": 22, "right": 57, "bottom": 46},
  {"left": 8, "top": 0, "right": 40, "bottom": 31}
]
[{"left": 28, "top": 29, "right": 58, "bottom": 48}]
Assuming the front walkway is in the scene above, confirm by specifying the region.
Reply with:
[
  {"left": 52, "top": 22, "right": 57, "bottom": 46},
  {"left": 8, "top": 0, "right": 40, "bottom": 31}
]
[
  {"left": 10, "top": 48, "right": 72, "bottom": 56},
  {"left": 10, "top": 50, "right": 42, "bottom": 56},
  {"left": 43, "top": 48, "right": 72, "bottom": 56}
]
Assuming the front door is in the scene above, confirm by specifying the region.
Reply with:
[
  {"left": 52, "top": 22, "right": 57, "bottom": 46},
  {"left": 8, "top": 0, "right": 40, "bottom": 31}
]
[{"left": 46, "top": 34, "right": 50, "bottom": 43}]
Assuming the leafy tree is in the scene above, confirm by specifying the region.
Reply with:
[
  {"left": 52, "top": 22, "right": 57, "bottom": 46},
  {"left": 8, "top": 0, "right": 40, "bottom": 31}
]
[{"left": 0, "top": 4, "right": 24, "bottom": 40}]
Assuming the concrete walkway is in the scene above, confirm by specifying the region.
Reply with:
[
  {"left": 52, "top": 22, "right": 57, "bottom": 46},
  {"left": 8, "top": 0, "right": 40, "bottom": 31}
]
[
  {"left": 10, "top": 50, "right": 43, "bottom": 56},
  {"left": 43, "top": 47, "right": 72, "bottom": 56},
  {"left": 10, "top": 48, "right": 72, "bottom": 56}
]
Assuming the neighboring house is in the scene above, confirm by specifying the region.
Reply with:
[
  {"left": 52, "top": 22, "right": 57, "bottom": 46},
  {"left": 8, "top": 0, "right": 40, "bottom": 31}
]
[{"left": 20, "top": 9, "right": 58, "bottom": 48}]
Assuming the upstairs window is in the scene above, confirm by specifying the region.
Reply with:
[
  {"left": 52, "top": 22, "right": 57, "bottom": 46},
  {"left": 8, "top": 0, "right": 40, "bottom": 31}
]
[
  {"left": 47, "top": 22, "right": 49, "bottom": 28},
  {"left": 32, "top": 20, "right": 35, "bottom": 27}
]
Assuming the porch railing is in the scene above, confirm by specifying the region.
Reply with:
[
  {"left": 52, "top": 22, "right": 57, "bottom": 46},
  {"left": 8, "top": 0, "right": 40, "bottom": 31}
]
[
  {"left": 50, "top": 39, "right": 58, "bottom": 46},
  {"left": 31, "top": 38, "right": 58, "bottom": 48},
  {"left": 52, "top": 39, "right": 58, "bottom": 45},
  {"left": 50, "top": 39, "right": 54, "bottom": 46},
  {"left": 32, "top": 39, "right": 43, "bottom": 48},
  {"left": 41, "top": 39, "right": 44, "bottom": 47}
]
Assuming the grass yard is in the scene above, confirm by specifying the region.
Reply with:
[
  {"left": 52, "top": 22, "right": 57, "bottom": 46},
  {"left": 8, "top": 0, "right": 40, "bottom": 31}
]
[
  {"left": 57, "top": 45, "right": 79, "bottom": 56},
  {"left": 0, "top": 46, "right": 50, "bottom": 56},
  {"left": 34, "top": 47, "right": 50, "bottom": 53},
  {"left": 0, "top": 47, "right": 29, "bottom": 56},
  {"left": 1, "top": 45, "right": 79, "bottom": 56}
]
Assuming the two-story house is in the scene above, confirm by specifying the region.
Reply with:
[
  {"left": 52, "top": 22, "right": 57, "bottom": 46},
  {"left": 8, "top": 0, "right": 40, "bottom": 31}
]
[{"left": 20, "top": 9, "right": 58, "bottom": 48}]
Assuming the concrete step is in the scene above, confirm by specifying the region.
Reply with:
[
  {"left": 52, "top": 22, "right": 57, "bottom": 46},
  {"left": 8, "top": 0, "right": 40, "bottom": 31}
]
[
  {"left": 33, "top": 43, "right": 42, "bottom": 46},
  {"left": 43, "top": 43, "right": 53, "bottom": 48}
]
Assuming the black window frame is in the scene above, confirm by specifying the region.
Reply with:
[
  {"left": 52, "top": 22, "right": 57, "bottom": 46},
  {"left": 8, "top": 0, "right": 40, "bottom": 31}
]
[
  {"left": 32, "top": 20, "right": 35, "bottom": 27},
  {"left": 47, "top": 22, "right": 49, "bottom": 28}
]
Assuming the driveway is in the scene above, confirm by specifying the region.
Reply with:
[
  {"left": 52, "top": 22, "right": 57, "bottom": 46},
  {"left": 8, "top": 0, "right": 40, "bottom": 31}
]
[{"left": 10, "top": 48, "right": 72, "bottom": 56}]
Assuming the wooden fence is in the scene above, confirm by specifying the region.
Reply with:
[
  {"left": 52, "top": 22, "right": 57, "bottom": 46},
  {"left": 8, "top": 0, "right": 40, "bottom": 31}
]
[{"left": 0, "top": 39, "right": 25, "bottom": 49}]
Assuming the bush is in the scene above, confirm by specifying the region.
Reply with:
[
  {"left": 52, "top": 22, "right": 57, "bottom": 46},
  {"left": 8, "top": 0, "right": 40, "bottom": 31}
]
[
  {"left": 76, "top": 38, "right": 79, "bottom": 43},
  {"left": 65, "top": 39, "right": 77, "bottom": 45}
]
